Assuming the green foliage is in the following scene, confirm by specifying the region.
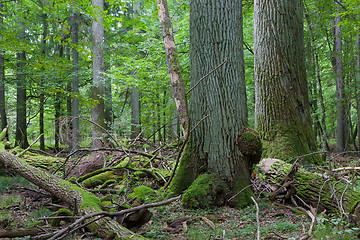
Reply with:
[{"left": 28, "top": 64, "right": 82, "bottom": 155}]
[
  {"left": 128, "top": 185, "right": 156, "bottom": 202},
  {"left": 0, "top": 175, "right": 31, "bottom": 194}
]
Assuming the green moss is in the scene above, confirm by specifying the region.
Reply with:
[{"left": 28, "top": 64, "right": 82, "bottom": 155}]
[
  {"left": 169, "top": 142, "right": 200, "bottom": 194},
  {"left": 259, "top": 123, "right": 321, "bottom": 165},
  {"left": 50, "top": 208, "right": 73, "bottom": 226},
  {"left": 82, "top": 171, "right": 116, "bottom": 188},
  {"left": 99, "top": 179, "right": 116, "bottom": 189},
  {"left": 182, "top": 173, "right": 228, "bottom": 209},
  {"left": 128, "top": 185, "right": 156, "bottom": 202}
]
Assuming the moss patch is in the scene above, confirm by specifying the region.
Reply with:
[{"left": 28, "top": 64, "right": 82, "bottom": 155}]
[{"left": 182, "top": 173, "right": 229, "bottom": 209}]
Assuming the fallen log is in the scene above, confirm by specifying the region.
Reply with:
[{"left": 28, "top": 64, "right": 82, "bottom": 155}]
[
  {"left": 0, "top": 151, "right": 145, "bottom": 240},
  {"left": 256, "top": 158, "right": 360, "bottom": 221}
]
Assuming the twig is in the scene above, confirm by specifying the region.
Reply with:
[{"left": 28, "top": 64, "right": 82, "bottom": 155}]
[
  {"left": 47, "top": 195, "right": 181, "bottom": 240},
  {"left": 74, "top": 116, "right": 121, "bottom": 148},
  {"left": 332, "top": 166, "right": 360, "bottom": 172},
  {"left": 163, "top": 115, "right": 210, "bottom": 190},
  {"left": 17, "top": 134, "right": 44, "bottom": 157},
  {"left": 251, "top": 196, "right": 260, "bottom": 240},
  {"left": 186, "top": 59, "right": 227, "bottom": 95},
  {"left": 228, "top": 184, "right": 252, "bottom": 203}
]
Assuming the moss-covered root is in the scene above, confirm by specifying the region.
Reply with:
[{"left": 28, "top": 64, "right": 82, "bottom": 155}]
[{"left": 182, "top": 173, "right": 229, "bottom": 209}]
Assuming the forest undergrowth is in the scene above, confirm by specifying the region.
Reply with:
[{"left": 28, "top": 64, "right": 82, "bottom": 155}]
[{"left": 0, "top": 142, "right": 360, "bottom": 240}]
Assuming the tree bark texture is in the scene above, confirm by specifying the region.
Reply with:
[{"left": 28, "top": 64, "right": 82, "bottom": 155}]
[
  {"left": 0, "top": 3, "right": 7, "bottom": 135},
  {"left": 157, "top": 0, "right": 189, "bottom": 137},
  {"left": 15, "top": 0, "right": 29, "bottom": 149},
  {"left": 72, "top": 13, "right": 80, "bottom": 151},
  {"left": 91, "top": 0, "right": 106, "bottom": 148},
  {"left": 254, "top": 0, "right": 318, "bottom": 163},
  {"left": 171, "top": 0, "right": 252, "bottom": 208},
  {"left": 334, "top": 2, "right": 345, "bottom": 152},
  {"left": 0, "top": 151, "right": 141, "bottom": 239}
]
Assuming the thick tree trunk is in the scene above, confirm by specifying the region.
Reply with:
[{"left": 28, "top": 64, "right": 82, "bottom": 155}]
[
  {"left": 0, "top": 151, "right": 142, "bottom": 239},
  {"left": 157, "top": 0, "right": 189, "bottom": 137},
  {"left": 257, "top": 158, "right": 360, "bottom": 220},
  {"left": 72, "top": 12, "right": 80, "bottom": 151},
  {"left": 254, "top": 0, "right": 319, "bottom": 164},
  {"left": 171, "top": 0, "right": 253, "bottom": 208},
  {"left": 334, "top": 3, "right": 345, "bottom": 152},
  {"left": 91, "top": 0, "right": 106, "bottom": 148}
]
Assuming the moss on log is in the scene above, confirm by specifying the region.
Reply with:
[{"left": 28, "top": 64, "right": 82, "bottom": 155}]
[
  {"left": 0, "top": 151, "right": 145, "bottom": 239},
  {"left": 257, "top": 158, "right": 360, "bottom": 218}
]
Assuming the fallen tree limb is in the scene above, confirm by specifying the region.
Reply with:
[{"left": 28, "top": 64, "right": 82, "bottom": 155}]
[
  {"left": 256, "top": 158, "right": 360, "bottom": 220},
  {"left": 0, "top": 151, "right": 144, "bottom": 240}
]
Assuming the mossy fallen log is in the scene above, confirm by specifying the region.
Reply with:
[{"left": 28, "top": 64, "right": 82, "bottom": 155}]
[
  {"left": 0, "top": 151, "right": 145, "bottom": 240},
  {"left": 257, "top": 158, "right": 360, "bottom": 220}
]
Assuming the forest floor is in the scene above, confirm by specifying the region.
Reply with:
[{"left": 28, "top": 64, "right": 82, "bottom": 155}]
[{"left": 0, "top": 145, "right": 360, "bottom": 240}]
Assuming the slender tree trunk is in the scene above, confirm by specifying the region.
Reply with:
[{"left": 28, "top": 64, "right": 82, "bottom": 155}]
[
  {"left": 334, "top": 2, "right": 345, "bottom": 152},
  {"left": 15, "top": 0, "right": 29, "bottom": 149},
  {"left": 157, "top": 0, "right": 189, "bottom": 137},
  {"left": 72, "top": 13, "right": 80, "bottom": 150},
  {"left": 357, "top": 33, "right": 360, "bottom": 148},
  {"left": 131, "top": 86, "right": 140, "bottom": 138},
  {"left": 91, "top": 0, "right": 106, "bottom": 148},
  {"left": 254, "top": 0, "right": 319, "bottom": 163},
  {"left": 304, "top": 9, "right": 329, "bottom": 152},
  {"left": 104, "top": 61, "right": 112, "bottom": 130},
  {"left": 65, "top": 46, "right": 73, "bottom": 149},
  {"left": 39, "top": 14, "right": 48, "bottom": 151},
  {"left": 0, "top": 3, "right": 7, "bottom": 136},
  {"left": 171, "top": 0, "right": 253, "bottom": 208}
]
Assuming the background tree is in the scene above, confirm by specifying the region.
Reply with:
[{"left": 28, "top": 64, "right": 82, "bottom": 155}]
[
  {"left": 15, "top": 0, "right": 29, "bottom": 149},
  {"left": 91, "top": 0, "right": 106, "bottom": 148},
  {"left": 254, "top": 0, "right": 319, "bottom": 163},
  {"left": 170, "top": 0, "right": 254, "bottom": 208},
  {"left": 0, "top": 2, "right": 7, "bottom": 136}
]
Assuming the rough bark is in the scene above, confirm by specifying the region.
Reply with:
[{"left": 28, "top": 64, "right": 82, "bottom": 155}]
[
  {"left": 91, "top": 0, "right": 106, "bottom": 148},
  {"left": 254, "top": 0, "right": 319, "bottom": 164},
  {"left": 257, "top": 158, "right": 360, "bottom": 220},
  {"left": 15, "top": 0, "right": 29, "bottom": 149},
  {"left": 157, "top": 0, "right": 189, "bottom": 137},
  {"left": 170, "top": 0, "right": 253, "bottom": 208},
  {"left": 0, "top": 151, "right": 143, "bottom": 239},
  {"left": 72, "top": 12, "right": 80, "bottom": 151},
  {"left": 334, "top": 2, "right": 345, "bottom": 152}
]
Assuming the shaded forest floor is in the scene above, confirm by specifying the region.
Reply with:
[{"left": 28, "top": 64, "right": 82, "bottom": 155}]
[{"left": 1, "top": 144, "right": 360, "bottom": 239}]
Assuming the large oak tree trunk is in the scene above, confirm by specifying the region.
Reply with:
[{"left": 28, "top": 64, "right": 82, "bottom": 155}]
[
  {"left": 170, "top": 0, "right": 253, "bottom": 208},
  {"left": 0, "top": 151, "right": 142, "bottom": 239},
  {"left": 254, "top": 0, "right": 319, "bottom": 164}
]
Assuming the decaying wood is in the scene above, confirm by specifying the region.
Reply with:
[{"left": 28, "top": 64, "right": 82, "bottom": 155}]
[
  {"left": 157, "top": 0, "right": 189, "bottom": 137},
  {"left": 0, "top": 151, "right": 142, "bottom": 240},
  {"left": 257, "top": 158, "right": 360, "bottom": 220}
]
